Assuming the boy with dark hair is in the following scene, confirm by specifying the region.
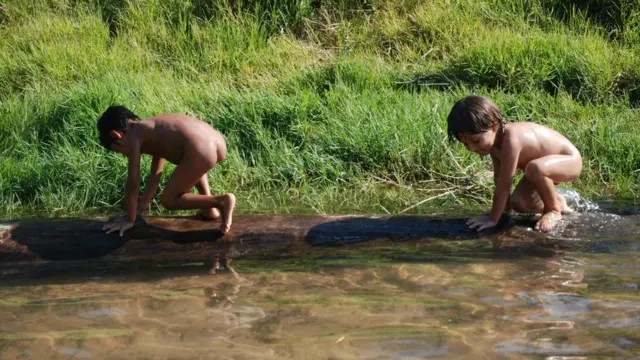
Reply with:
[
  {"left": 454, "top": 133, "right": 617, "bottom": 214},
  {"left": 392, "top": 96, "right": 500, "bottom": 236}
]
[{"left": 98, "top": 105, "right": 235, "bottom": 236}]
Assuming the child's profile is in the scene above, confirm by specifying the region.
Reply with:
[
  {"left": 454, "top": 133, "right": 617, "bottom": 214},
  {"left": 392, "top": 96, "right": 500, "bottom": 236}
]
[{"left": 447, "top": 95, "right": 582, "bottom": 232}]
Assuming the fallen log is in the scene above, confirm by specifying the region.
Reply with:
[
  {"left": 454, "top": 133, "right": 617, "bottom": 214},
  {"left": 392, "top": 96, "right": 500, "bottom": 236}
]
[
  {"left": 1, "top": 213, "right": 638, "bottom": 274},
  {"left": 0, "top": 215, "right": 475, "bottom": 263}
]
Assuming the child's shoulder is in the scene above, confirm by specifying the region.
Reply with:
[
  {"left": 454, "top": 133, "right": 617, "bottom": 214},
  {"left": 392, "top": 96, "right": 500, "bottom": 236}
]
[
  {"left": 504, "top": 121, "right": 569, "bottom": 147},
  {"left": 506, "top": 121, "right": 550, "bottom": 132},
  {"left": 145, "top": 113, "right": 194, "bottom": 122},
  {"left": 502, "top": 122, "right": 543, "bottom": 145}
]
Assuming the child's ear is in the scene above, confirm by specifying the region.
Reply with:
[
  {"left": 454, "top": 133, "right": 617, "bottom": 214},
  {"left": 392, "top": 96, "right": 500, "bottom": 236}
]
[{"left": 110, "top": 130, "right": 123, "bottom": 140}]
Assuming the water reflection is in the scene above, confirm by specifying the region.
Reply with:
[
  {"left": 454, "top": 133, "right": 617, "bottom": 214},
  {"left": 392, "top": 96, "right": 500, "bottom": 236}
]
[
  {"left": 57, "top": 348, "right": 91, "bottom": 358},
  {"left": 358, "top": 338, "right": 451, "bottom": 359},
  {"left": 494, "top": 337, "right": 584, "bottom": 355},
  {"left": 78, "top": 307, "right": 128, "bottom": 318},
  {"left": 1, "top": 231, "right": 639, "bottom": 359},
  {"left": 208, "top": 239, "right": 235, "bottom": 275},
  {"left": 598, "top": 315, "right": 640, "bottom": 329},
  {"left": 529, "top": 293, "right": 590, "bottom": 321}
]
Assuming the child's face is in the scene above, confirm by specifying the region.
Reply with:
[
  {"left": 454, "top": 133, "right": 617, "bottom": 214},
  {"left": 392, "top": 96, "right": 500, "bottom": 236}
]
[{"left": 458, "top": 129, "right": 496, "bottom": 156}]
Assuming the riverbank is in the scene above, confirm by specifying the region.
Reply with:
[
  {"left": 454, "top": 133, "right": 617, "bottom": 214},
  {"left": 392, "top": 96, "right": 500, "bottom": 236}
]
[{"left": 1, "top": 0, "right": 639, "bottom": 218}]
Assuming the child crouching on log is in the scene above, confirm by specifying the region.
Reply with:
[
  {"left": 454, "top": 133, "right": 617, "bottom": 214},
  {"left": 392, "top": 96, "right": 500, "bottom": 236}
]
[
  {"left": 447, "top": 95, "right": 582, "bottom": 232},
  {"left": 97, "top": 106, "right": 235, "bottom": 236}
]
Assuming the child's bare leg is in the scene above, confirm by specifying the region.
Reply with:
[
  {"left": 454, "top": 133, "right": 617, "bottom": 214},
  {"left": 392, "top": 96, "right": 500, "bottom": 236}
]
[
  {"left": 160, "top": 157, "right": 236, "bottom": 234},
  {"left": 557, "top": 195, "right": 573, "bottom": 214},
  {"left": 510, "top": 178, "right": 543, "bottom": 214},
  {"left": 523, "top": 154, "right": 582, "bottom": 232},
  {"left": 511, "top": 179, "right": 572, "bottom": 215},
  {"left": 195, "top": 174, "right": 220, "bottom": 220}
]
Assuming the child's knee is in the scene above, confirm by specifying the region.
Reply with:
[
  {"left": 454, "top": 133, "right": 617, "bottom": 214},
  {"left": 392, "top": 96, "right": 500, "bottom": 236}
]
[
  {"left": 511, "top": 192, "right": 542, "bottom": 213},
  {"left": 524, "top": 162, "right": 543, "bottom": 180},
  {"left": 159, "top": 193, "right": 178, "bottom": 209}
]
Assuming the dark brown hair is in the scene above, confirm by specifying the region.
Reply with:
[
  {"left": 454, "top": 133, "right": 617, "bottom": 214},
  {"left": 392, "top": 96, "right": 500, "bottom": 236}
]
[
  {"left": 447, "top": 95, "right": 504, "bottom": 142},
  {"left": 97, "top": 105, "right": 140, "bottom": 150}
]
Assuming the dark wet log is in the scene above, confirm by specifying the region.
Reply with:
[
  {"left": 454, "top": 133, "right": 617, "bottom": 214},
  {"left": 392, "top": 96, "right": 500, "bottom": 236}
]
[
  {"left": 0, "top": 216, "right": 303, "bottom": 263},
  {"left": 1, "top": 213, "right": 639, "bottom": 273},
  {"left": 0, "top": 215, "right": 475, "bottom": 264}
]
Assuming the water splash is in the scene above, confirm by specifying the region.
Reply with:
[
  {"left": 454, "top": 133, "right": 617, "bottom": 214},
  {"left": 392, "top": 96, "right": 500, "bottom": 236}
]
[{"left": 556, "top": 188, "right": 600, "bottom": 213}]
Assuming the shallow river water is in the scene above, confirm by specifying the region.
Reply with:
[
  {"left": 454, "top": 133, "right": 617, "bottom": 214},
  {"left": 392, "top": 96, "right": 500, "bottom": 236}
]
[{"left": 0, "top": 201, "right": 639, "bottom": 359}]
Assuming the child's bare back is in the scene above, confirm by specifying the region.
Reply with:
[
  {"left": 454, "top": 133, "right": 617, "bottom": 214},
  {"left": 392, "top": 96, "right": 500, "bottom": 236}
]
[
  {"left": 494, "top": 122, "right": 580, "bottom": 171},
  {"left": 448, "top": 96, "right": 582, "bottom": 232},
  {"left": 134, "top": 114, "right": 227, "bottom": 166},
  {"left": 97, "top": 106, "right": 235, "bottom": 236}
]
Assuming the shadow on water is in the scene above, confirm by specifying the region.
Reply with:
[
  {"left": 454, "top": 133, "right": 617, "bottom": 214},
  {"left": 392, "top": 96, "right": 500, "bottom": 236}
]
[
  {"left": 3, "top": 217, "right": 300, "bottom": 280},
  {"left": 305, "top": 215, "right": 481, "bottom": 246},
  {"left": 2, "top": 204, "right": 640, "bottom": 285},
  {"left": 6, "top": 214, "right": 517, "bottom": 262},
  {"left": 0, "top": 213, "right": 534, "bottom": 286},
  {"left": 8, "top": 218, "right": 229, "bottom": 261},
  {"left": 303, "top": 191, "right": 640, "bottom": 248},
  {"left": 9, "top": 220, "right": 127, "bottom": 261}
]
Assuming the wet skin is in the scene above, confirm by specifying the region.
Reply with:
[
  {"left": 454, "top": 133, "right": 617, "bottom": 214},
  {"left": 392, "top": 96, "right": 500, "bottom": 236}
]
[
  {"left": 459, "top": 121, "right": 582, "bottom": 232},
  {"left": 102, "top": 114, "right": 236, "bottom": 236}
]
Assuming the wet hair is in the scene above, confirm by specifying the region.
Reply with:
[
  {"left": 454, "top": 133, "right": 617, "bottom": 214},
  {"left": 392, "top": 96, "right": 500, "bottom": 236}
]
[
  {"left": 97, "top": 105, "right": 140, "bottom": 150},
  {"left": 447, "top": 95, "right": 505, "bottom": 142}
]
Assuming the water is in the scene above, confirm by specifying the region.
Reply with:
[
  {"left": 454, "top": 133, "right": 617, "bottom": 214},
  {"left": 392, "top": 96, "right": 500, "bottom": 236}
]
[
  {"left": 0, "top": 209, "right": 639, "bottom": 359},
  {"left": 556, "top": 188, "right": 601, "bottom": 213}
]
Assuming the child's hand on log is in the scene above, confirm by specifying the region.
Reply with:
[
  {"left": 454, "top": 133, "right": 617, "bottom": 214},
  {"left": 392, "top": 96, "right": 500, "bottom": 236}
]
[
  {"left": 467, "top": 215, "right": 497, "bottom": 232},
  {"left": 103, "top": 217, "right": 134, "bottom": 236}
]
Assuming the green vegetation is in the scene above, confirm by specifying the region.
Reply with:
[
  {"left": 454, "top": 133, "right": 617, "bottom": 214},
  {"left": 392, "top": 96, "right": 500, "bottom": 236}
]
[{"left": 1, "top": 0, "right": 639, "bottom": 218}]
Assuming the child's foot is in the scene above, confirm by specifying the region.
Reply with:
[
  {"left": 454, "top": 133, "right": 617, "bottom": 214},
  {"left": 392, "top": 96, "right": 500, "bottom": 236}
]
[
  {"left": 558, "top": 195, "right": 574, "bottom": 214},
  {"left": 220, "top": 193, "right": 236, "bottom": 235},
  {"left": 535, "top": 211, "right": 562, "bottom": 232},
  {"left": 197, "top": 208, "right": 220, "bottom": 220}
]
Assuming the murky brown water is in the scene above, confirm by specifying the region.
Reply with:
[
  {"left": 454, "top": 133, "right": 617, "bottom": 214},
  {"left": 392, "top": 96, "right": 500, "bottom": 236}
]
[{"left": 1, "top": 235, "right": 638, "bottom": 359}]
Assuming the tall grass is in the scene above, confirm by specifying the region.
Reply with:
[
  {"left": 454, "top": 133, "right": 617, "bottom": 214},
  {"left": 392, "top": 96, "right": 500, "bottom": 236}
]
[{"left": 0, "top": 0, "right": 639, "bottom": 219}]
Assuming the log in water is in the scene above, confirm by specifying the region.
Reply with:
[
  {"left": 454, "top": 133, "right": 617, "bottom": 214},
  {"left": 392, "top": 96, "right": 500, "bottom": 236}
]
[
  {"left": 0, "top": 215, "right": 474, "bottom": 263},
  {"left": 1, "top": 213, "right": 638, "bottom": 274}
]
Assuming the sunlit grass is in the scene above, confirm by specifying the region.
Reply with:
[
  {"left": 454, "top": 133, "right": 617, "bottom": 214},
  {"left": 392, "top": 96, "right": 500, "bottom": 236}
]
[{"left": 0, "top": 0, "right": 639, "bottom": 219}]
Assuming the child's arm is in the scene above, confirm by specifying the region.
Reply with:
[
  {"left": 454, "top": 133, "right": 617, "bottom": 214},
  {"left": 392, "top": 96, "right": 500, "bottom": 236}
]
[
  {"left": 138, "top": 157, "right": 165, "bottom": 213},
  {"left": 468, "top": 142, "right": 519, "bottom": 231},
  {"left": 491, "top": 155, "right": 501, "bottom": 184},
  {"left": 484, "top": 155, "right": 501, "bottom": 215},
  {"left": 489, "top": 140, "right": 520, "bottom": 224},
  {"left": 103, "top": 135, "right": 142, "bottom": 236},
  {"left": 123, "top": 137, "right": 143, "bottom": 224}
]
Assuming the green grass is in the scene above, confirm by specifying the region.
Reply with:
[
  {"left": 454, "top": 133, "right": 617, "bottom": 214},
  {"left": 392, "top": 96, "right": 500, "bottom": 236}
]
[{"left": 0, "top": 0, "right": 639, "bottom": 219}]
